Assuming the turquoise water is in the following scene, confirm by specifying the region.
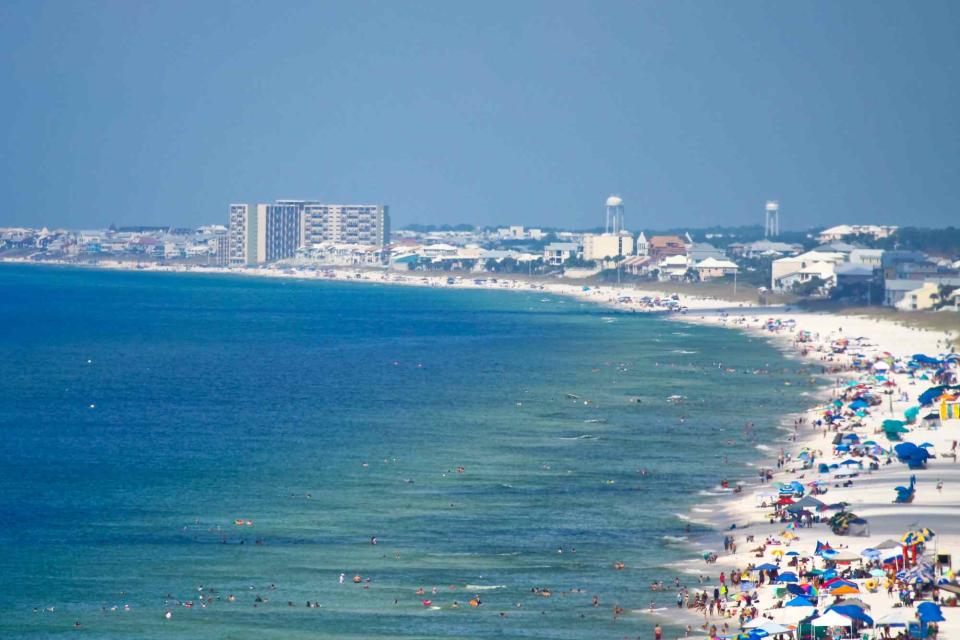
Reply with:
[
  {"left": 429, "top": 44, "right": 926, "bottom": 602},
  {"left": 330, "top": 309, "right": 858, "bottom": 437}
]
[{"left": 0, "top": 265, "right": 812, "bottom": 639}]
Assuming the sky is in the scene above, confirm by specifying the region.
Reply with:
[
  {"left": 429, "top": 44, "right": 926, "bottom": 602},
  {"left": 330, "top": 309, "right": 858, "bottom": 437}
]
[{"left": 1, "top": 1, "right": 958, "bottom": 231}]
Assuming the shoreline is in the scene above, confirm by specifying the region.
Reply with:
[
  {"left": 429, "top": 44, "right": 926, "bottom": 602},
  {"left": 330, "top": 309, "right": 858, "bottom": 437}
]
[{"left": 3, "top": 258, "right": 958, "bottom": 636}]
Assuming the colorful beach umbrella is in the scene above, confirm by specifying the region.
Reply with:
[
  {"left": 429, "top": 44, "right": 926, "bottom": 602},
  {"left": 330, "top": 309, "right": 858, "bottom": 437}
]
[{"left": 830, "top": 584, "right": 860, "bottom": 596}]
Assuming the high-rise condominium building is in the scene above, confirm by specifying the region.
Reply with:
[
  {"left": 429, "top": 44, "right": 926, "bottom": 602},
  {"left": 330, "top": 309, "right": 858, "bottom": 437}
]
[
  {"left": 229, "top": 201, "right": 389, "bottom": 266},
  {"left": 301, "top": 204, "right": 390, "bottom": 248},
  {"left": 228, "top": 201, "right": 311, "bottom": 266}
]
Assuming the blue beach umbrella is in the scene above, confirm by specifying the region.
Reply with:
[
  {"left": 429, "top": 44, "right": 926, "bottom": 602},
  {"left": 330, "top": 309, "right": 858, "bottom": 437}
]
[
  {"left": 829, "top": 604, "right": 873, "bottom": 625},
  {"left": 917, "top": 601, "right": 945, "bottom": 622},
  {"left": 756, "top": 563, "right": 778, "bottom": 571},
  {"left": 776, "top": 572, "right": 799, "bottom": 583},
  {"left": 786, "top": 595, "right": 814, "bottom": 607}
]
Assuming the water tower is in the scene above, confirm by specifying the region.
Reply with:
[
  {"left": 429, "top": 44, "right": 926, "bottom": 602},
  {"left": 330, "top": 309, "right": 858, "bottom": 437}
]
[
  {"left": 605, "top": 195, "right": 624, "bottom": 234},
  {"left": 764, "top": 201, "right": 780, "bottom": 238}
]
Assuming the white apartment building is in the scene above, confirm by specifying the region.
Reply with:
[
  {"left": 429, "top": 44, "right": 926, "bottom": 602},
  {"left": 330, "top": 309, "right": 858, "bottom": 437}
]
[
  {"left": 582, "top": 233, "right": 634, "bottom": 262},
  {"left": 301, "top": 204, "right": 389, "bottom": 247}
]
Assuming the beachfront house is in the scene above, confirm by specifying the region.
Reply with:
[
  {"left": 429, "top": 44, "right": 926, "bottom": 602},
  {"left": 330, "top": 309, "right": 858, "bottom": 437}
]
[
  {"left": 771, "top": 251, "right": 846, "bottom": 292},
  {"left": 647, "top": 235, "right": 687, "bottom": 260},
  {"left": 543, "top": 242, "right": 579, "bottom": 266},
  {"left": 693, "top": 257, "right": 739, "bottom": 280}
]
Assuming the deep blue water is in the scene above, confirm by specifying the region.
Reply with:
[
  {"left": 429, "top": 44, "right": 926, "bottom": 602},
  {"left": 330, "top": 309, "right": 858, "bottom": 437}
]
[{"left": 0, "top": 265, "right": 813, "bottom": 639}]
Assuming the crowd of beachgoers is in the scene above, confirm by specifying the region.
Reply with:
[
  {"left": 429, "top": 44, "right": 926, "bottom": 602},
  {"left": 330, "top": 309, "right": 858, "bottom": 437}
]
[{"left": 634, "top": 313, "right": 959, "bottom": 639}]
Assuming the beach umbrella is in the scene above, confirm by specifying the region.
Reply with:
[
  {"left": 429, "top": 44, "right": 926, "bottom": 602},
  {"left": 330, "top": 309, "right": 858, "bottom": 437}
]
[
  {"left": 755, "top": 563, "right": 779, "bottom": 571},
  {"left": 785, "top": 551, "right": 801, "bottom": 557},
  {"left": 828, "top": 604, "right": 873, "bottom": 625},
  {"left": 775, "top": 572, "right": 798, "bottom": 583},
  {"left": 869, "top": 569, "right": 887, "bottom": 577},
  {"left": 882, "top": 420, "right": 909, "bottom": 433},
  {"left": 917, "top": 601, "right": 945, "bottom": 622},
  {"left": 785, "top": 595, "right": 813, "bottom": 607},
  {"left": 831, "top": 598, "right": 870, "bottom": 611},
  {"left": 830, "top": 584, "right": 860, "bottom": 596}
]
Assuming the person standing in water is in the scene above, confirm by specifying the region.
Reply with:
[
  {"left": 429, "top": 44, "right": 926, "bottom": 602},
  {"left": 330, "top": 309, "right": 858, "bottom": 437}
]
[{"left": 654, "top": 623, "right": 662, "bottom": 640}]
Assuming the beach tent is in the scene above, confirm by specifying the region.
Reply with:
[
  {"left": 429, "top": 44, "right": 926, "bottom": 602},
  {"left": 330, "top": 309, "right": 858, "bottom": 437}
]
[
  {"left": 874, "top": 608, "right": 915, "bottom": 627},
  {"left": 785, "top": 595, "right": 814, "bottom": 607},
  {"left": 754, "top": 621, "right": 793, "bottom": 635},
  {"left": 875, "top": 538, "right": 902, "bottom": 550},
  {"left": 810, "top": 609, "right": 853, "bottom": 628},
  {"left": 827, "top": 604, "right": 873, "bottom": 625}
]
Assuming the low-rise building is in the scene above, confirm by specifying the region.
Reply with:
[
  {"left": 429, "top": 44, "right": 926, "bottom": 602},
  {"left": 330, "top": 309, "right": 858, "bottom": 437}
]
[
  {"left": 647, "top": 235, "right": 687, "bottom": 260},
  {"left": 582, "top": 233, "right": 633, "bottom": 261},
  {"left": 694, "top": 257, "right": 739, "bottom": 280},
  {"left": 771, "top": 251, "right": 846, "bottom": 291},
  {"left": 543, "top": 242, "right": 579, "bottom": 266}
]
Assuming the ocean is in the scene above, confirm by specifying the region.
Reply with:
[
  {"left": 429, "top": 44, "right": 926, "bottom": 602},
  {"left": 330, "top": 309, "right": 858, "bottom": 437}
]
[{"left": 0, "top": 265, "right": 814, "bottom": 639}]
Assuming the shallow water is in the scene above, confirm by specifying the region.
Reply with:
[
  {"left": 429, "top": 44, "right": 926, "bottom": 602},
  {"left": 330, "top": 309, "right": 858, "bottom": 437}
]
[{"left": 0, "top": 265, "right": 812, "bottom": 638}]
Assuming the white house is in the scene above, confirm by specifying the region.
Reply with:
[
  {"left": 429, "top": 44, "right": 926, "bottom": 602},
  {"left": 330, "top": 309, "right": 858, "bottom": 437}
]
[
  {"left": 543, "top": 242, "right": 579, "bottom": 266},
  {"left": 771, "top": 251, "right": 846, "bottom": 291},
  {"left": 694, "top": 257, "right": 739, "bottom": 280}
]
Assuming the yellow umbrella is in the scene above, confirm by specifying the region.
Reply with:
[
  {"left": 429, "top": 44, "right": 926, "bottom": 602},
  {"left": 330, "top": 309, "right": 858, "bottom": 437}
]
[{"left": 771, "top": 549, "right": 784, "bottom": 557}]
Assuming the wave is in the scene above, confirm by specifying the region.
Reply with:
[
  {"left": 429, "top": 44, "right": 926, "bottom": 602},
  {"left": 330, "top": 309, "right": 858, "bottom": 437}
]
[
  {"left": 691, "top": 507, "right": 713, "bottom": 513},
  {"left": 755, "top": 444, "right": 773, "bottom": 451},
  {"left": 559, "top": 434, "right": 601, "bottom": 441},
  {"left": 465, "top": 584, "right": 506, "bottom": 591},
  {"left": 697, "top": 489, "right": 728, "bottom": 497},
  {"left": 671, "top": 349, "right": 698, "bottom": 354},
  {"left": 661, "top": 535, "right": 688, "bottom": 544}
]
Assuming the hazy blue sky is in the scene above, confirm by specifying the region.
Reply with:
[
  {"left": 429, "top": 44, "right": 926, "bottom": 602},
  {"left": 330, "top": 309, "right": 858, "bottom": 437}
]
[{"left": 1, "top": 1, "right": 958, "bottom": 230}]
